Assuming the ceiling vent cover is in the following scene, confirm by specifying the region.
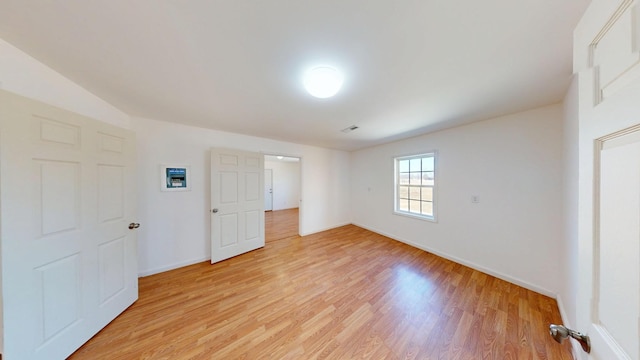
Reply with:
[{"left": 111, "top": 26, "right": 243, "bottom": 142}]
[{"left": 341, "top": 125, "right": 359, "bottom": 133}]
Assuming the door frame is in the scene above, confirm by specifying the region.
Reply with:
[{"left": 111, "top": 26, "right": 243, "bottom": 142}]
[
  {"left": 262, "top": 153, "right": 302, "bottom": 237},
  {"left": 264, "top": 168, "right": 273, "bottom": 211}
]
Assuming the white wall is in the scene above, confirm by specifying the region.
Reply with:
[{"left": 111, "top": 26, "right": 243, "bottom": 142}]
[
  {"left": 134, "top": 117, "right": 350, "bottom": 276},
  {"left": 0, "top": 36, "right": 351, "bottom": 282},
  {"left": 265, "top": 159, "right": 301, "bottom": 211},
  {"left": 351, "top": 104, "right": 565, "bottom": 296},
  {"left": 0, "top": 39, "right": 130, "bottom": 128}
]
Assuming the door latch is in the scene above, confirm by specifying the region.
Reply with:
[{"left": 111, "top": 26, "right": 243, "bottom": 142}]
[{"left": 549, "top": 324, "right": 590, "bottom": 353}]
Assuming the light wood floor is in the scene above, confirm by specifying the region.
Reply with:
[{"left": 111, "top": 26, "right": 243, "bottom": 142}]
[
  {"left": 265, "top": 208, "right": 299, "bottom": 242},
  {"left": 69, "top": 210, "right": 572, "bottom": 359}
]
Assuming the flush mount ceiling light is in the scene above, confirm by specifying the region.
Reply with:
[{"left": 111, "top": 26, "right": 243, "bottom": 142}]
[{"left": 303, "top": 66, "right": 344, "bottom": 98}]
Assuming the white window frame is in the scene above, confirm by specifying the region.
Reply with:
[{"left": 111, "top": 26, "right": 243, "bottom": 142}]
[{"left": 393, "top": 152, "right": 437, "bottom": 222}]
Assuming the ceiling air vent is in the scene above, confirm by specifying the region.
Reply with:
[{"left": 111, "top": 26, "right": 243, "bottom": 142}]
[{"left": 341, "top": 125, "right": 359, "bottom": 133}]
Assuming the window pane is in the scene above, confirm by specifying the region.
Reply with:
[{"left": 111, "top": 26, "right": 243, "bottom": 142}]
[
  {"left": 410, "top": 158, "right": 421, "bottom": 172},
  {"left": 422, "top": 156, "right": 434, "bottom": 171},
  {"left": 410, "top": 172, "right": 421, "bottom": 185},
  {"left": 399, "top": 186, "right": 409, "bottom": 199},
  {"left": 421, "top": 201, "right": 433, "bottom": 216},
  {"left": 399, "top": 173, "right": 409, "bottom": 185},
  {"left": 422, "top": 171, "right": 434, "bottom": 186},
  {"left": 409, "top": 186, "right": 420, "bottom": 200},
  {"left": 399, "top": 199, "right": 409, "bottom": 212},
  {"left": 422, "top": 187, "right": 433, "bottom": 201},
  {"left": 398, "top": 160, "right": 409, "bottom": 173},
  {"left": 409, "top": 200, "right": 421, "bottom": 213}
]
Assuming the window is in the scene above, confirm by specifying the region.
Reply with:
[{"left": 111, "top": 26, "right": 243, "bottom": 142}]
[{"left": 394, "top": 152, "right": 436, "bottom": 221}]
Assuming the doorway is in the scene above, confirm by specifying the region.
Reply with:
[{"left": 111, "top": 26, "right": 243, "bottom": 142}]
[{"left": 263, "top": 155, "right": 301, "bottom": 241}]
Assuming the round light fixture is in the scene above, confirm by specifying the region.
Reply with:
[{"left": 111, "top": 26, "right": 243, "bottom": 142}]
[{"left": 303, "top": 66, "right": 344, "bottom": 98}]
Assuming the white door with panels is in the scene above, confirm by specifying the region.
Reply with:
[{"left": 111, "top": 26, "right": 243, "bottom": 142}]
[
  {"left": 0, "top": 90, "right": 139, "bottom": 360},
  {"left": 574, "top": 1, "right": 640, "bottom": 359},
  {"left": 210, "top": 148, "right": 265, "bottom": 263},
  {"left": 590, "top": 131, "right": 640, "bottom": 360}
]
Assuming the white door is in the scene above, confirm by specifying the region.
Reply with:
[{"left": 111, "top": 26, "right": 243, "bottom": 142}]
[
  {"left": 210, "top": 148, "right": 264, "bottom": 263},
  {"left": 590, "top": 131, "right": 640, "bottom": 360},
  {"left": 575, "top": 1, "right": 640, "bottom": 359},
  {"left": 265, "top": 168, "right": 273, "bottom": 211},
  {"left": 0, "top": 90, "right": 138, "bottom": 359}
]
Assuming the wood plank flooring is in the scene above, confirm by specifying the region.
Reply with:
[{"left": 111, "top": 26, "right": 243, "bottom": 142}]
[
  {"left": 69, "top": 210, "right": 572, "bottom": 359},
  {"left": 265, "top": 208, "right": 299, "bottom": 241}
]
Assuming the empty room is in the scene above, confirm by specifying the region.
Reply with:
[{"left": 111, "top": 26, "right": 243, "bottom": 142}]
[{"left": 1, "top": 0, "right": 639, "bottom": 359}]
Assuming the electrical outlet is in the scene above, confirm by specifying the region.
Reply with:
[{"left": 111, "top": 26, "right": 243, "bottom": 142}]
[{"left": 471, "top": 195, "right": 480, "bottom": 203}]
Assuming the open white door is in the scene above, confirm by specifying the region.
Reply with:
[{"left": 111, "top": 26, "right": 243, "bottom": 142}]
[
  {"left": 0, "top": 90, "right": 138, "bottom": 359},
  {"left": 589, "top": 131, "right": 640, "bottom": 360},
  {"left": 210, "top": 148, "right": 265, "bottom": 263},
  {"left": 575, "top": 1, "right": 640, "bottom": 359}
]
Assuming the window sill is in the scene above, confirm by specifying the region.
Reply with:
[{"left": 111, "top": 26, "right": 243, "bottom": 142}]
[{"left": 393, "top": 210, "right": 437, "bottom": 223}]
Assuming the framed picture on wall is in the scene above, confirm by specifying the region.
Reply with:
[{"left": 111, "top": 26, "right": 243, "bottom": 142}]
[{"left": 160, "top": 164, "right": 191, "bottom": 191}]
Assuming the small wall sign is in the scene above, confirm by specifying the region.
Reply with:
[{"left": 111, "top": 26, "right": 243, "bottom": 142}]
[{"left": 161, "top": 164, "right": 191, "bottom": 191}]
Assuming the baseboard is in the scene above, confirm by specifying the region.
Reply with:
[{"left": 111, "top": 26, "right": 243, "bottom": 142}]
[
  {"left": 271, "top": 206, "right": 299, "bottom": 211},
  {"left": 138, "top": 256, "right": 210, "bottom": 277},
  {"left": 555, "top": 295, "right": 580, "bottom": 359},
  {"left": 139, "top": 222, "right": 557, "bottom": 299},
  {"left": 353, "top": 222, "right": 556, "bottom": 298},
  {"left": 138, "top": 221, "right": 352, "bottom": 276},
  {"left": 299, "top": 222, "right": 352, "bottom": 237},
  {"left": 138, "top": 222, "right": 350, "bottom": 276}
]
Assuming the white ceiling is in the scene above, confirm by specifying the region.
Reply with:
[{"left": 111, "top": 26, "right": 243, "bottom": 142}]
[{"left": 0, "top": 0, "right": 589, "bottom": 151}]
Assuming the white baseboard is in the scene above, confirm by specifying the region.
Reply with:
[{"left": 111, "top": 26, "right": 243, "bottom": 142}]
[
  {"left": 271, "top": 206, "right": 299, "bottom": 211},
  {"left": 555, "top": 295, "right": 580, "bottom": 359},
  {"left": 140, "top": 223, "right": 559, "bottom": 306},
  {"left": 138, "top": 256, "right": 209, "bottom": 277},
  {"left": 299, "top": 222, "right": 352, "bottom": 237},
  {"left": 138, "top": 221, "right": 352, "bottom": 276},
  {"left": 353, "top": 222, "right": 557, "bottom": 298},
  {"left": 137, "top": 220, "right": 351, "bottom": 277}
]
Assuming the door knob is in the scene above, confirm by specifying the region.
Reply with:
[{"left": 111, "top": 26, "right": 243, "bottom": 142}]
[
  {"left": 211, "top": 208, "right": 219, "bottom": 213},
  {"left": 128, "top": 223, "right": 140, "bottom": 229},
  {"left": 549, "top": 324, "right": 590, "bottom": 353}
]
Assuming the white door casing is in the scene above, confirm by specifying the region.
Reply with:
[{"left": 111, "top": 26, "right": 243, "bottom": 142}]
[
  {"left": 265, "top": 168, "right": 273, "bottom": 211},
  {"left": 211, "top": 148, "right": 265, "bottom": 263},
  {"left": 0, "top": 90, "right": 138, "bottom": 360},
  {"left": 575, "top": 1, "right": 640, "bottom": 359}
]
